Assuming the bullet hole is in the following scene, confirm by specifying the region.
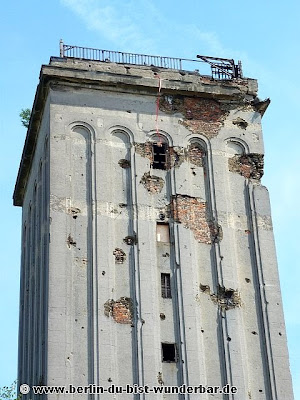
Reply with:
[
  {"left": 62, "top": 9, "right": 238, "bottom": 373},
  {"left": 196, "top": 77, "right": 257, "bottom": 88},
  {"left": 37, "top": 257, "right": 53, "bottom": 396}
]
[
  {"left": 201, "top": 329, "right": 204, "bottom": 333},
  {"left": 68, "top": 207, "right": 81, "bottom": 220},
  {"left": 157, "top": 372, "right": 164, "bottom": 385},
  {"left": 118, "top": 159, "right": 131, "bottom": 168},
  {"left": 81, "top": 326, "right": 84, "bottom": 329},
  {"left": 245, "top": 278, "right": 251, "bottom": 283},
  {"left": 75, "top": 319, "right": 77, "bottom": 322},
  {"left": 227, "top": 337, "right": 231, "bottom": 342},
  {"left": 102, "top": 271, "right": 106, "bottom": 276},
  {"left": 245, "top": 229, "right": 251, "bottom": 234},
  {"left": 113, "top": 248, "right": 126, "bottom": 264},
  {"left": 259, "top": 390, "right": 263, "bottom": 393},
  {"left": 160, "top": 313, "right": 166, "bottom": 320},
  {"left": 126, "top": 110, "right": 132, "bottom": 113},
  {"left": 119, "top": 203, "right": 127, "bottom": 208},
  {"left": 159, "top": 213, "right": 165, "bottom": 220},
  {"left": 108, "top": 378, "right": 112, "bottom": 382},
  {"left": 162, "top": 253, "right": 170, "bottom": 257},
  {"left": 232, "top": 117, "right": 248, "bottom": 130},
  {"left": 192, "top": 170, "right": 196, "bottom": 175},
  {"left": 279, "top": 332, "right": 282, "bottom": 336},
  {"left": 67, "top": 234, "right": 76, "bottom": 248},
  {"left": 200, "top": 284, "right": 210, "bottom": 294},
  {"left": 123, "top": 236, "right": 136, "bottom": 245},
  {"left": 252, "top": 331, "right": 258, "bottom": 335}
]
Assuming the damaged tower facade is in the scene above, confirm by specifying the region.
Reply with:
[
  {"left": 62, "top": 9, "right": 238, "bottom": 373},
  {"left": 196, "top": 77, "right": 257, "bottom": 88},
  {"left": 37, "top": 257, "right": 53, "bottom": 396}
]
[{"left": 14, "top": 44, "right": 294, "bottom": 399}]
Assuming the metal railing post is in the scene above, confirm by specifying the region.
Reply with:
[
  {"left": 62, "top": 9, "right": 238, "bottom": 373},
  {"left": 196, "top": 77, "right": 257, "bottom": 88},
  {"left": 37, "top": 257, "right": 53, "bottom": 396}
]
[{"left": 60, "top": 39, "right": 64, "bottom": 57}]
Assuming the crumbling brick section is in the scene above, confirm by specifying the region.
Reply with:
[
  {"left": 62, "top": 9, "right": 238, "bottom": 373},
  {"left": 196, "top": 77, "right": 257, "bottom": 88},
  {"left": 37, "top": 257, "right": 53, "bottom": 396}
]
[
  {"left": 171, "top": 195, "right": 222, "bottom": 244},
  {"left": 200, "top": 284, "right": 241, "bottom": 310},
  {"left": 135, "top": 142, "right": 153, "bottom": 161},
  {"left": 104, "top": 297, "right": 133, "bottom": 324},
  {"left": 140, "top": 172, "right": 165, "bottom": 194},
  {"left": 135, "top": 142, "right": 206, "bottom": 169},
  {"left": 188, "top": 143, "right": 206, "bottom": 167},
  {"left": 228, "top": 153, "right": 264, "bottom": 180},
  {"left": 159, "top": 95, "right": 226, "bottom": 138}
]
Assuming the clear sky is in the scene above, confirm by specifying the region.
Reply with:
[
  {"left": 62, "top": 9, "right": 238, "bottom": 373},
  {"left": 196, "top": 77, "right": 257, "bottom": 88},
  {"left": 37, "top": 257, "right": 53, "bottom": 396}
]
[{"left": 0, "top": 0, "right": 299, "bottom": 397}]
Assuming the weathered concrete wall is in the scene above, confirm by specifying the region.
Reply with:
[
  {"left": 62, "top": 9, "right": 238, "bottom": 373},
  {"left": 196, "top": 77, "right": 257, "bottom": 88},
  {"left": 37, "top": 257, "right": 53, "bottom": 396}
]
[
  {"left": 18, "top": 97, "right": 50, "bottom": 391},
  {"left": 15, "top": 58, "right": 294, "bottom": 400}
]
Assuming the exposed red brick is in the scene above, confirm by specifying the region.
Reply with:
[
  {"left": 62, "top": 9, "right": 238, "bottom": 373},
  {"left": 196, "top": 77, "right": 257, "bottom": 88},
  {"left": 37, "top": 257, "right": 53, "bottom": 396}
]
[
  {"left": 135, "top": 142, "right": 153, "bottom": 161},
  {"left": 135, "top": 142, "right": 206, "bottom": 170},
  {"left": 171, "top": 195, "right": 222, "bottom": 244},
  {"left": 228, "top": 153, "right": 264, "bottom": 180},
  {"left": 104, "top": 297, "right": 133, "bottom": 324},
  {"left": 188, "top": 143, "right": 205, "bottom": 167},
  {"left": 140, "top": 172, "right": 165, "bottom": 194},
  {"left": 159, "top": 95, "right": 226, "bottom": 138}
]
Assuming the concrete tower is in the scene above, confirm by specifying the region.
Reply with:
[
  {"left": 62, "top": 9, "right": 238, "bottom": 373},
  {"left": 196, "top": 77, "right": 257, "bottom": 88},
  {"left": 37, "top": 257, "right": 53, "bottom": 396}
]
[{"left": 14, "top": 43, "right": 294, "bottom": 399}]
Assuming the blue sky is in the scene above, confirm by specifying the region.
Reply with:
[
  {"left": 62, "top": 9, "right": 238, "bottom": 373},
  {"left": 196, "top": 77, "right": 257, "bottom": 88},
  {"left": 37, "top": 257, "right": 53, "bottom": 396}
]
[{"left": 0, "top": 0, "right": 299, "bottom": 397}]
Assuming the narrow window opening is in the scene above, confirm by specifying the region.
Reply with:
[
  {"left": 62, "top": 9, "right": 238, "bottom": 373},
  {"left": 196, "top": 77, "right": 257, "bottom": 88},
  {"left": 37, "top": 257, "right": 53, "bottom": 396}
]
[
  {"left": 152, "top": 143, "right": 167, "bottom": 170},
  {"left": 161, "top": 273, "right": 171, "bottom": 298},
  {"left": 156, "top": 223, "right": 170, "bottom": 243},
  {"left": 161, "top": 343, "right": 176, "bottom": 362}
]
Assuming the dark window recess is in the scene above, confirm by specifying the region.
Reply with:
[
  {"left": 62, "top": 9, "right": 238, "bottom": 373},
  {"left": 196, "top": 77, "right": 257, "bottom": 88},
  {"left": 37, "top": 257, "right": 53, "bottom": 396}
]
[
  {"left": 162, "top": 343, "right": 176, "bottom": 362},
  {"left": 153, "top": 143, "right": 167, "bottom": 170},
  {"left": 161, "top": 273, "right": 172, "bottom": 298}
]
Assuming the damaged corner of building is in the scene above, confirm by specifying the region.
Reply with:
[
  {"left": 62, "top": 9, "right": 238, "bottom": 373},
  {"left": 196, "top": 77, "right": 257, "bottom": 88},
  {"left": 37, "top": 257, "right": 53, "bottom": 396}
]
[{"left": 228, "top": 153, "right": 264, "bottom": 180}]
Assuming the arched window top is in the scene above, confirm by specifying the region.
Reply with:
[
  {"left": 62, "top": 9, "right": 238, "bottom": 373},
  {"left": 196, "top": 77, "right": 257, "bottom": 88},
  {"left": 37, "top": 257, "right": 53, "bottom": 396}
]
[{"left": 225, "top": 138, "right": 248, "bottom": 155}]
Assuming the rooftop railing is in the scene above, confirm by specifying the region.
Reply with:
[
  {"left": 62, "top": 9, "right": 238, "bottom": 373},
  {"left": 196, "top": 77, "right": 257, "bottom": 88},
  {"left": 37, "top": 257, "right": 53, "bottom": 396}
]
[{"left": 59, "top": 40, "right": 243, "bottom": 80}]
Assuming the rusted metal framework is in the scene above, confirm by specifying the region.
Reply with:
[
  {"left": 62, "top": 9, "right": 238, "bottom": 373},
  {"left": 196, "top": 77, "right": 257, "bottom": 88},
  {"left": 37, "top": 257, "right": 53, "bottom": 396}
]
[
  {"left": 197, "top": 55, "right": 243, "bottom": 79},
  {"left": 59, "top": 40, "right": 242, "bottom": 80}
]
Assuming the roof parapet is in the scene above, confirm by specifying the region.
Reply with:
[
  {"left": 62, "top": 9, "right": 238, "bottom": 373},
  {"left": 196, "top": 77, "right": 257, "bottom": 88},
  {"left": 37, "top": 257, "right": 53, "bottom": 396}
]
[{"left": 59, "top": 39, "right": 243, "bottom": 80}]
